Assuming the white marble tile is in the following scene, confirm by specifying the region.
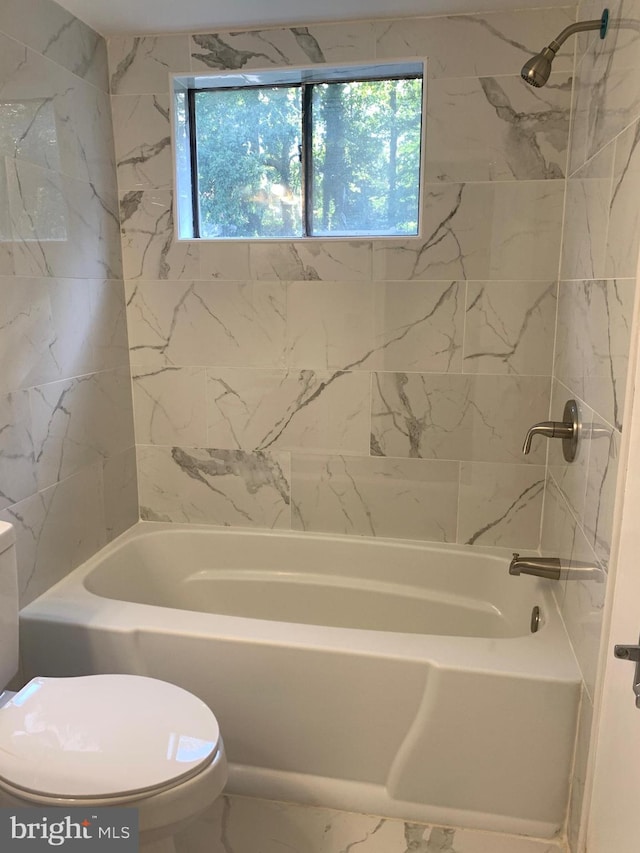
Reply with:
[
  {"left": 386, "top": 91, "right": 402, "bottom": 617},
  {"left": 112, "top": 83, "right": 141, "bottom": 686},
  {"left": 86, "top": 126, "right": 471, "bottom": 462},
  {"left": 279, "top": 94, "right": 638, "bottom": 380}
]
[
  {"left": 132, "top": 365, "right": 207, "bottom": 446},
  {"left": 44, "top": 277, "right": 98, "bottom": 379},
  {"left": 547, "top": 383, "right": 591, "bottom": 528},
  {"left": 190, "top": 23, "right": 376, "bottom": 71},
  {"left": 540, "top": 475, "right": 579, "bottom": 580},
  {"left": 249, "top": 241, "right": 372, "bottom": 281},
  {"left": 373, "top": 184, "right": 493, "bottom": 281},
  {"left": 0, "top": 38, "right": 116, "bottom": 186},
  {"left": 287, "top": 281, "right": 464, "bottom": 372},
  {"left": 126, "top": 280, "right": 287, "bottom": 368},
  {"left": 90, "top": 279, "right": 130, "bottom": 371},
  {"left": 574, "top": 0, "right": 610, "bottom": 60},
  {"left": 426, "top": 74, "right": 571, "bottom": 183},
  {"left": 0, "top": 276, "right": 56, "bottom": 395},
  {"left": 8, "top": 162, "right": 122, "bottom": 280},
  {"left": 457, "top": 462, "right": 545, "bottom": 548},
  {"left": 112, "top": 94, "right": 172, "bottom": 191},
  {"left": 560, "top": 520, "right": 606, "bottom": 699},
  {"left": 120, "top": 190, "right": 199, "bottom": 281},
  {"left": 5, "top": 158, "right": 66, "bottom": 247},
  {"left": 0, "top": 35, "right": 62, "bottom": 173},
  {"left": 0, "top": 390, "right": 36, "bottom": 510},
  {"left": 103, "top": 446, "right": 138, "bottom": 542},
  {"left": 606, "top": 117, "right": 640, "bottom": 278},
  {"left": 108, "top": 35, "right": 191, "bottom": 94},
  {"left": 291, "top": 454, "right": 459, "bottom": 541},
  {"left": 374, "top": 8, "right": 576, "bottom": 78},
  {"left": 175, "top": 795, "right": 565, "bottom": 853},
  {"left": 0, "top": 0, "right": 108, "bottom": 90},
  {"left": 374, "top": 181, "right": 564, "bottom": 282},
  {"left": 488, "top": 181, "right": 564, "bottom": 279},
  {"left": 199, "top": 242, "right": 250, "bottom": 280},
  {"left": 371, "top": 373, "right": 550, "bottom": 464},
  {"left": 463, "top": 281, "right": 556, "bottom": 376},
  {"left": 54, "top": 74, "right": 117, "bottom": 191},
  {"left": 372, "top": 281, "right": 463, "bottom": 373},
  {"left": 286, "top": 281, "right": 375, "bottom": 370},
  {"left": 30, "top": 369, "right": 134, "bottom": 491},
  {"left": 561, "top": 145, "right": 614, "bottom": 280},
  {"left": 569, "top": 0, "right": 640, "bottom": 172},
  {"left": 554, "top": 279, "right": 636, "bottom": 430},
  {"left": 584, "top": 424, "right": 620, "bottom": 569},
  {"left": 2, "top": 278, "right": 130, "bottom": 387},
  {"left": 207, "top": 368, "right": 371, "bottom": 454},
  {"left": 138, "top": 445, "right": 291, "bottom": 528},
  {"left": 0, "top": 462, "right": 106, "bottom": 607}
]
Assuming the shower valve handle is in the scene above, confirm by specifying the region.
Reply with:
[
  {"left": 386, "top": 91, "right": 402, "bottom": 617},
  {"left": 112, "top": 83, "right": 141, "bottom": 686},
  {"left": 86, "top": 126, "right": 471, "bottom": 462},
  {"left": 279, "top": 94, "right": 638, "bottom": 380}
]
[{"left": 522, "top": 400, "right": 579, "bottom": 462}]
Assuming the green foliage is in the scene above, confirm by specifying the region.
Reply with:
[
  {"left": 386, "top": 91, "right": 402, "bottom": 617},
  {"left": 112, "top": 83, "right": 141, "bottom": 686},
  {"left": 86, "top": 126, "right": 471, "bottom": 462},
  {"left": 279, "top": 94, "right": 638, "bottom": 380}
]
[
  {"left": 195, "top": 87, "right": 302, "bottom": 238},
  {"left": 312, "top": 78, "right": 422, "bottom": 236},
  {"left": 194, "top": 75, "right": 422, "bottom": 239}
]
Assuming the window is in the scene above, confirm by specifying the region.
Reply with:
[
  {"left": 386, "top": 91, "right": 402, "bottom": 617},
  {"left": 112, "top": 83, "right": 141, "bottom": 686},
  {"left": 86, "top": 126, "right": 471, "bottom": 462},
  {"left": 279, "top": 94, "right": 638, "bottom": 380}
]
[{"left": 173, "top": 63, "right": 424, "bottom": 240}]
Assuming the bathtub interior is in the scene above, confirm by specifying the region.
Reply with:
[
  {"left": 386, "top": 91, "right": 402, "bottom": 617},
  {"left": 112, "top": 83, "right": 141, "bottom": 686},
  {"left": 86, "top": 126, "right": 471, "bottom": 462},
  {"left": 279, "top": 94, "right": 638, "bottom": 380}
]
[
  {"left": 18, "top": 523, "right": 582, "bottom": 839},
  {"left": 82, "top": 527, "right": 544, "bottom": 638}
]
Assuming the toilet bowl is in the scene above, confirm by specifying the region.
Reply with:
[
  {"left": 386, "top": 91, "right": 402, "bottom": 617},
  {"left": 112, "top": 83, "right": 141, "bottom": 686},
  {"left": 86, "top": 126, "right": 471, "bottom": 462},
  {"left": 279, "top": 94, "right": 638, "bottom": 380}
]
[{"left": 0, "top": 523, "right": 228, "bottom": 849}]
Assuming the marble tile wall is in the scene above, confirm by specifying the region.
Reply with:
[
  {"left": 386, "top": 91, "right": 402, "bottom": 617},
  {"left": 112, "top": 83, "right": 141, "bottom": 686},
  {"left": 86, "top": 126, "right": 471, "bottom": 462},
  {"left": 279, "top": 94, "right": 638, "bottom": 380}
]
[
  {"left": 539, "top": 0, "right": 640, "bottom": 848},
  {"left": 0, "top": 0, "right": 137, "bottom": 606},
  {"left": 109, "top": 7, "right": 576, "bottom": 549},
  {"left": 175, "top": 795, "right": 567, "bottom": 853}
]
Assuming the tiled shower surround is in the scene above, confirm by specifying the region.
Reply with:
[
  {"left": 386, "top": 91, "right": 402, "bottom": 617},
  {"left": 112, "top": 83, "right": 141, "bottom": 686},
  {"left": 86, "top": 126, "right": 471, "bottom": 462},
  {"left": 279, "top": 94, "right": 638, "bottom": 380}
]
[
  {"left": 109, "top": 7, "right": 578, "bottom": 547},
  {"left": 106, "top": 11, "right": 640, "bottom": 848},
  {"left": 0, "top": 0, "right": 137, "bottom": 607},
  {"left": 541, "top": 0, "right": 640, "bottom": 848}
]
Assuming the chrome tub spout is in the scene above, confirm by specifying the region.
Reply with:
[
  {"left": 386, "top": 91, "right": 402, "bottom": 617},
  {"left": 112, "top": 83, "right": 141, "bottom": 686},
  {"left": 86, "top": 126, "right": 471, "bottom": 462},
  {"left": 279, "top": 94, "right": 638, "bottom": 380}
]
[
  {"left": 509, "top": 553, "right": 562, "bottom": 580},
  {"left": 509, "top": 553, "right": 605, "bottom": 582}
]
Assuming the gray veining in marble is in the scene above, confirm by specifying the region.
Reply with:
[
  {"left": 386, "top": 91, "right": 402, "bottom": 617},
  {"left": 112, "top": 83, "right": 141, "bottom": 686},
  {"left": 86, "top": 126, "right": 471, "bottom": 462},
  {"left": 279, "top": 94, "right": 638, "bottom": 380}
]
[
  {"left": 0, "top": 0, "right": 108, "bottom": 90},
  {"left": 175, "top": 794, "right": 565, "bottom": 853},
  {"left": 120, "top": 190, "right": 199, "bottom": 280},
  {"left": 206, "top": 368, "right": 371, "bottom": 454},
  {"left": 190, "top": 24, "right": 376, "bottom": 71},
  {"left": 248, "top": 241, "right": 372, "bottom": 281},
  {"left": 554, "top": 279, "right": 635, "bottom": 431},
  {"left": 108, "top": 35, "right": 190, "bottom": 94},
  {"left": 112, "top": 94, "right": 172, "bottom": 190},
  {"left": 291, "top": 454, "right": 458, "bottom": 541},
  {"left": 375, "top": 8, "right": 576, "bottom": 78},
  {"left": 370, "top": 372, "right": 550, "bottom": 464},
  {"left": 126, "top": 280, "right": 287, "bottom": 368},
  {"left": 0, "top": 0, "right": 135, "bottom": 605},
  {"left": 0, "top": 462, "right": 106, "bottom": 607},
  {"left": 426, "top": 74, "right": 571, "bottom": 183},
  {"left": 463, "top": 281, "right": 556, "bottom": 375},
  {"left": 138, "top": 445, "right": 291, "bottom": 528},
  {"left": 458, "top": 462, "right": 545, "bottom": 548}
]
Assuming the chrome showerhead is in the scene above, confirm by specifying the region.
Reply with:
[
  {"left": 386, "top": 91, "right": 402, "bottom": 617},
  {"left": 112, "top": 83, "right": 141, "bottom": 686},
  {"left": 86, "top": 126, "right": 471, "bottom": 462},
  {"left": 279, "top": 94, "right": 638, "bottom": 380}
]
[
  {"left": 520, "top": 46, "right": 555, "bottom": 88},
  {"left": 520, "top": 9, "right": 609, "bottom": 88}
]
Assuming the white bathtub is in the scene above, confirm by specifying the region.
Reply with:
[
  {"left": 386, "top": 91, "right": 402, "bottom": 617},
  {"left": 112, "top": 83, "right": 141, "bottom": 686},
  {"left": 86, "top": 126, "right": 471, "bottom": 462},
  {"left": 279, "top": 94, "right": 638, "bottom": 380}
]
[{"left": 19, "top": 523, "right": 580, "bottom": 839}]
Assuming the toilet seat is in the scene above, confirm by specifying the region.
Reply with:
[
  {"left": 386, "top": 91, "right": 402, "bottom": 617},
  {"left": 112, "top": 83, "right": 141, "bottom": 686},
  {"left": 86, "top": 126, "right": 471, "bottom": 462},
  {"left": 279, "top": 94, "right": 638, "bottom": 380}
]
[{"left": 0, "top": 675, "right": 221, "bottom": 800}]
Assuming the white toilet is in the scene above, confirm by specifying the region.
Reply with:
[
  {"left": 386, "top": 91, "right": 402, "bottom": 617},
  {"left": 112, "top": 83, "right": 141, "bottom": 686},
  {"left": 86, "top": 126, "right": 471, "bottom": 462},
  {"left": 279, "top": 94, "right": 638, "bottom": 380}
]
[{"left": 0, "top": 521, "right": 227, "bottom": 851}]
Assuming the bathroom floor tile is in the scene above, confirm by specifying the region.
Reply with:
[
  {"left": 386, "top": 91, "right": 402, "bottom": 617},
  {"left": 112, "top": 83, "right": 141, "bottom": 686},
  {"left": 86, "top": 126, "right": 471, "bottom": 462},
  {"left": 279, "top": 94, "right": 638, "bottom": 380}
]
[{"left": 175, "top": 795, "right": 567, "bottom": 853}]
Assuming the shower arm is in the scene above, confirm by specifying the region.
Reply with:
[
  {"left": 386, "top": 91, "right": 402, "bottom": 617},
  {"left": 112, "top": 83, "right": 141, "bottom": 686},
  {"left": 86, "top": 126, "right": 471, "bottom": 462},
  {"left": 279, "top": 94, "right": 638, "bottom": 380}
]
[{"left": 545, "top": 17, "right": 607, "bottom": 53}]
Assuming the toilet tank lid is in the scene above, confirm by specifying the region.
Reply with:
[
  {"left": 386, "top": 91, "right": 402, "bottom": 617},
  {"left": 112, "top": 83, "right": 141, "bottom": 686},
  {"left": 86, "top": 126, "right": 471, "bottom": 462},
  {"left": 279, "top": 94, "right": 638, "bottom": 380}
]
[{"left": 0, "top": 675, "right": 221, "bottom": 798}]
